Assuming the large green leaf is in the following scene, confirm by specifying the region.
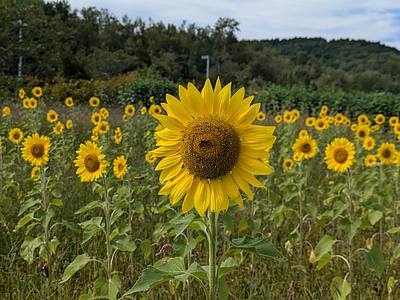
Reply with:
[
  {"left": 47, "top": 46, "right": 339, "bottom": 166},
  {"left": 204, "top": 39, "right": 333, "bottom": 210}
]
[
  {"left": 14, "top": 212, "right": 38, "bottom": 231},
  {"left": 60, "top": 253, "right": 93, "bottom": 283},
  {"left": 310, "top": 235, "right": 336, "bottom": 264},
  {"left": 20, "top": 236, "right": 43, "bottom": 263},
  {"left": 229, "top": 236, "right": 279, "bottom": 259},
  {"left": 113, "top": 236, "right": 137, "bottom": 252},
  {"left": 330, "top": 276, "right": 351, "bottom": 300},
  {"left": 363, "top": 247, "right": 384, "bottom": 276}
]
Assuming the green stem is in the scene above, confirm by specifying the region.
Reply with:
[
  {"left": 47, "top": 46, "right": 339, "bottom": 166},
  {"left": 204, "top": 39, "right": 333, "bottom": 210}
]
[
  {"left": 103, "top": 177, "right": 112, "bottom": 280},
  {"left": 346, "top": 171, "right": 353, "bottom": 300},
  {"left": 208, "top": 212, "right": 218, "bottom": 300}
]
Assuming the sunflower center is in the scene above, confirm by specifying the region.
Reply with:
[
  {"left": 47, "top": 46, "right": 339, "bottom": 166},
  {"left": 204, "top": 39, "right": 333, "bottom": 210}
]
[
  {"left": 333, "top": 148, "right": 348, "bottom": 164},
  {"left": 14, "top": 133, "right": 20, "bottom": 139},
  {"left": 84, "top": 155, "right": 100, "bottom": 172},
  {"left": 182, "top": 116, "right": 240, "bottom": 179},
  {"left": 301, "top": 143, "right": 311, "bottom": 153},
  {"left": 31, "top": 144, "right": 45, "bottom": 158},
  {"left": 359, "top": 131, "right": 366, "bottom": 138},
  {"left": 382, "top": 149, "right": 392, "bottom": 158}
]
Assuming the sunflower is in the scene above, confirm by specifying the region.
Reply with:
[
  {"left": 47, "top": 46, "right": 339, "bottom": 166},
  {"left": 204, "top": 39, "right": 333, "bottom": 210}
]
[
  {"left": 65, "top": 97, "right": 74, "bottom": 107},
  {"left": 325, "top": 138, "right": 356, "bottom": 173},
  {"left": 298, "top": 129, "right": 308, "bottom": 138},
  {"left": 2, "top": 106, "right": 10, "bottom": 118},
  {"left": 355, "top": 125, "right": 370, "bottom": 141},
  {"left": 100, "top": 107, "right": 109, "bottom": 119},
  {"left": 114, "top": 127, "right": 122, "bottom": 145},
  {"left": 8, "top": 128, "right": 24, "bottom": 144},
  {"left": 283, "top": 111, "right": 292, "bottom": 123},
  {"left": 314, "top": 118, "right": 328, "bottom": 131},
  {"left": 140, "top": 107, "right": 147, "bottom": 115},
  {"left": 124, "top": 104, "right": 135, "bottom": 116},
  {"left": 66, "top": 120, "right": 73, "bottom": 129},
  {"left": 320, "top": 105, "right": 329, "bottom": 115},
  {"left": 389, "top": 116, "right": 399, "bottom": 127},
  {"left": 21, "top": 133, "right": 51, "bottom": 166},
  {"left": 53, "top": 121, "right": 64, "bottom": 135},
  {"left": 364, "top": 154, "right": 377, "bottom": 167},
  {"left": 256, "top": 111, "right": 266, "bottom": 121},
  {"left": 32, "top": 87, "right": 43, "bottom": 98},
  {"left": 47, "top": 110, "right": 58, "bottom": 123},
  {"left": 113, "top": 155, "right": 127, "bottom": 179},
  {"left": 74, "top": 141, "right": 108, "bottom": 182},
  {"left": 91, "top": 112, "right": 101, "bottom": 125},
  {"left": 292, "top": 135, "right": 318, "bottom": 160},
  {"left": 357, "top": 114, "right": 369, "bottom": 125},
  {"left": 149, "top": 104, "right": 163, "bottom": 116},
  {"left": 122, "top": 114, "right": 129, "bottom": 121},
  {"left": 28, "top": 98, "right": 37, "bottom": 109},
  {"left": 19, "top": 88, "right": 25, "bottom": 99},
  {"left": 393, "top": 123, "right": 400, "bottom": 135},
  {"left": 363, "top": 137, "right": 375, "bottom": 151},
  {"left": 377, "top": 143, "right": 397, "bottom": 165},
  {"left": 292, "top": 152, "right": 302, "bottom": 162},
  {"left": 305, "top": 117, "right": 315, "bottom": 127},
  {"left": 97, "top": 121, "right": 110, "bottom": 135},
  {"left": 89, "top": 97, "right": 100, "bottom": 107},
  {"left": 334, "top": 113, "right": 344, "bottom": 124},
  {"left": 274, "top": 115, "right": 282, "bottom": 123},
  {"left": 91, "top": 128, "right": 99, "bottom": 142},
  {"left": 283, "top": 159, "right": 294, "bottom": 171},
  {"left": 374, "top": 114, "right": 385, "bottom": 125},
  {"left": 149, "top": 96, "right": 154, "bottom": 104},
  {"left": 31, "top": 166, "right": 41, "bottom": 180},
  {"left": 350, "top": 124, "right": 358, "bottom": 131},
  {"left": 152, "top": 79, "right": 276, "bottom": 216},
  {"left": 145, "top": 151, "right": 157, "bottom": 164},
  {"left": 22, "top": 98, "right": 30, "bottom": 109},
  {"left": 371, "top": 125, "right": 380, "bottom": 132}
]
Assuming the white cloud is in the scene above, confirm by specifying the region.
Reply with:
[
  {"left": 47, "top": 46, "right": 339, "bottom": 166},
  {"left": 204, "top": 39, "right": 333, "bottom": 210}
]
[{"left": 66, "top": 0, "right": 400, "bottom": 49}]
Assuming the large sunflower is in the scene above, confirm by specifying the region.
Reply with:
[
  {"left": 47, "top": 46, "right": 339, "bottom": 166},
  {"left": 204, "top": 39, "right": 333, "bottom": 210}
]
[
  {"left": 8, "top": 128, "right": 24, "bottom": 144},
  {"left": 292, "top": 135, "right": 318, "bottom": 160},
  {"left": 152, "top": 79, "right": 276, "bottom": 216},
  {"left": 21, "top": 133, "right": 51, "bottom": 166},
  {"left": 74, "top": 141, "right": 108, "bottom": 182},
  {"left": 377, "top": 143, "right": 397, "bottom": 165},
  {"left": 325, "top": 138, "right": 356, "bottom": 173}
]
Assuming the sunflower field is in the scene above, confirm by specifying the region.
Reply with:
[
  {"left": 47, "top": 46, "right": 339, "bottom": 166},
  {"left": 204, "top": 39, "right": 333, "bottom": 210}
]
[{"left": 1, "top": 80, "right": 400, "bottom": 300}]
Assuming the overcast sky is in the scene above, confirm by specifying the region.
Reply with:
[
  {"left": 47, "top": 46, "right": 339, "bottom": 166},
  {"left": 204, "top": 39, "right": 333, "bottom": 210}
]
[{"left": 67, "top": 0, "right": 400, "bottom": 50}]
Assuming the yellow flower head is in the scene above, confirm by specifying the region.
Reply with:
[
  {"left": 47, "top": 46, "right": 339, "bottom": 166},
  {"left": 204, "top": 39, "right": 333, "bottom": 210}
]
[
  {"left": 8, "top": 128, "right": 24, "bottom": 144},
  {"left": 97, "top": 121, "right": 110, "bottom": 135},
  {"left": 47, "top": 110, "right": 58, "bottom": 123},
  {"left": 389, "top": 116, "right": 399, "bottom": 127},
  {"left": 377, "top": 143, "right": 397, "bottom": 165},
  {"left": 140, "top": 106, "right": 147, "bottom": 115},
  {"left": 31, "top": 166, "right": 41, "bottom": 180},
  {"left": 350, "top": 123, "right": 358, "bottom": 132},
  {"left": 100, "top": 107, "right": 109, "bottom": 119},
  {"left": 320, "top": 105, "right": 329, "bottom": 114},
  {"left": 145, "top": 151, "right": 157, "bottom": 164},
  {"left": 283, "top": 111, "right": 292, "bottom": 123},
  {"left": 124, "top": 104, "right": 135, "bottom": 116},
  {"left": 364, "top": 154, "right": 377, "bottom": 167},
  {"left": 374, "top": 114, "right": 385, "bottom": 125},
  {"left": 122, "top": 114, "right": 129, "bottom": 121},
  {"left": 65, "top": 97, "right": 74, "bottom": 107},
  {"left": 152, "top": 79, "right": 276, "bottom": 216},
  {"left": 19, "top": 88, "right": 25, "bottom": 100},
  {"left": 305, "top": 117, "right": 315, "bottom": 127},
  {"left": 89, "top": 96, "right": 100, "bottom": 107},
  {"left": 393, "top": 123, "right": 400, "bottom": 135},
  {"left": 325, "top": 138, "right": 356, "bottom": 173},
  {"left": 355, "top": 125, "right": 370, "bottom": 141},
  {"left": 334, "top": 113, "right": 344, "bottom": 124},
  {"left": 274, "top": 115, "right": 282, "bottom": 123},
  {"left": 292, "top": 135, "right": 318, "bottom": 160},
  {"left": 66, "top": 119, "right": 73, "bottom": 129},
  {"left": 28, "top": 98, "right": 37, "bottom": 109},
  {"left": 363, "top": 137, "right": 375, "bottom": 151},
  {"left": 91, "top": 112, "right": 101, "bottom": 125},
  {"left": 298, "top": 129, "right": 309, "bottom": 138},
  {"left": 2, "top": 106, "right": 10, "bottom": 118},
  {"left": 114, "top": 127, "right": 122, "bottom": 145},
  {"left": 357, "top": 114, "right": 369, "bottom": 125},
  {"left": 149, "top": 104, "right": 163, "bottom": 116},
  {"left": 256, "top": 111, "right": 266, "bottom": 121},
  {"left": 314, "top": 118, "right": 329, "bottom": 131},
  {"left": 22, "top": 98, "right": 30, "bottom": 109},
  {"left": 32, "top": 86, "right": 43, "bottom": 98},
  {"left": 53, "top": 121, "right": 64, "bottom": 135},
  {"left": 21, "top": 133, "right": 51, "bottom": 166},
  {"left": 74, "top": 141, "right": 108, "bottom": 182},
  {"left": 283, "top": 159, "right": 294, "bottom": 171},
  {"left": 113, "top": 155, "right": 127, "bottom": 179},
  {"left": 371, "top": 125, "right": 380, "bottom": 132}
]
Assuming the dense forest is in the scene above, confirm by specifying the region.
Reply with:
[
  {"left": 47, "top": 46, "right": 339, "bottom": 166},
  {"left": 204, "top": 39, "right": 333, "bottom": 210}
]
[{"left": 1, "top": 0, "right": 400, "bottom": 94}]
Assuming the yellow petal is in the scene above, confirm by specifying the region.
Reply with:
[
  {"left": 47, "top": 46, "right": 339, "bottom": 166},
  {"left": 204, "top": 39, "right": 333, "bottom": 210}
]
[
  {"left": 154, "top": 114, "right": 185, "bottom": 131},
  {"left": 194, "top": 179, "right": 210, "bottom": 217}
]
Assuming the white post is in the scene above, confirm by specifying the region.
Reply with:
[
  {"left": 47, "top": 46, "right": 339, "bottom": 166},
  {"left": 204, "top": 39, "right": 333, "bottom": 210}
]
[{"left": 201, "top": 55, "right": 210, "bottom": 79}]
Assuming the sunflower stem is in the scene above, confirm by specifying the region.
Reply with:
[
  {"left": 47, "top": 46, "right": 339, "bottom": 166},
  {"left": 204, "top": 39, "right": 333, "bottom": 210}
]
[
  {"left": 103, "top": 177, "right": 112, "bottom": 281},
  {"left": 208, "top": 212, "right": 218, "bottom": 300}
]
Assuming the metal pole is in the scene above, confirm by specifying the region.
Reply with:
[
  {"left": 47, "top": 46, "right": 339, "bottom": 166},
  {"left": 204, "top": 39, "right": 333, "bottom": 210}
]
[
  {"left": 18, "top": 19, "right": 22, "bottom": 77},
  {"left": 201, "top": 55, "right": 210, "bottom": 79}
]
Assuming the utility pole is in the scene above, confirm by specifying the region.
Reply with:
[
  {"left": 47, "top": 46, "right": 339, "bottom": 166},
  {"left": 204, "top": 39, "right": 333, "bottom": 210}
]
[
  {"left": 201, "top": 55, "right": 210, "bottom": 79},
  {"left": 15, "top": 0, "right": 23, "bottom": 77}
]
